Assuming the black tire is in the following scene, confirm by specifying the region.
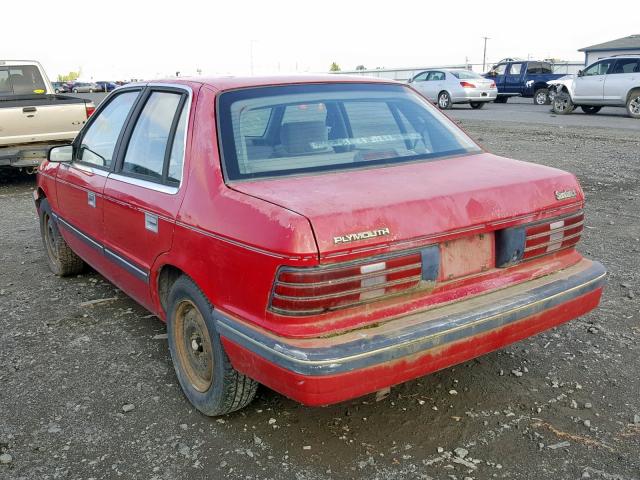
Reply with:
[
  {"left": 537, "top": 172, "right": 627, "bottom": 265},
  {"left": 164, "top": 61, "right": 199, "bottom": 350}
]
[
  {"left": 469, "top": 102, "right": 485, "bottom": 109},
  {"left": 38, "top": 198, "right": 84, "bottom": 276},
  {"left": 54, "top": 89, "right": 60, "bottom": 93},
  {"left": 494, "top": 96, "right": 508, "bottom": 103},
  {"left": 626, "top": 89, "right": 640, "bottom": 119},
  {"left": 533, "top": 88, "right": 550, "bottom": 105},
  {"left": 72, "top": 88, "right": 78, "bottom": 93},
  {"left": 437, "top": 91, "right": 452, "bottom": 110},
  {"left": 581, "top": 106, "right": 602, "bottom": 115},
  {"left": 167, "top": 276, "right": 258, "bottom": 416},
  {"left": 552, "top": 92, "right": 575, "bottom": 115}
]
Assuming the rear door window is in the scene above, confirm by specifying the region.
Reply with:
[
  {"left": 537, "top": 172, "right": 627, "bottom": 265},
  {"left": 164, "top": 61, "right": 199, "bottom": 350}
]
[
  {"left": 121, "top": 90, "right": 188, "bottom": 185},
  {"left": 611, "top": 58, "right": 640, "bottom": 74},
  {"left": 78, "top": 91, "right": 140, "bottom": 168},
  {"left": 0, "top": 69, "right": 10, "bottom": 95}
]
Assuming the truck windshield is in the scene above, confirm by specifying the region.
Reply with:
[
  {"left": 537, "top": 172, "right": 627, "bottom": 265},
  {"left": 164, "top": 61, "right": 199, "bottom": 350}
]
[
  {"left": 217, "top": 83, "right": 480, "bottom": 181},
  {"left": 0, "top": 65, "right": 46, "bottom": 95}
]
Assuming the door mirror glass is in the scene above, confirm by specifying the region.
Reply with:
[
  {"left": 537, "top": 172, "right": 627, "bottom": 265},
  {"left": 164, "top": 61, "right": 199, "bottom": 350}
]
[
  {"left": 48, "top": 145, "right": 73, "bottom": 162},
  {"left": 577, "top": 69, "right": 584, "bottom": 77}
]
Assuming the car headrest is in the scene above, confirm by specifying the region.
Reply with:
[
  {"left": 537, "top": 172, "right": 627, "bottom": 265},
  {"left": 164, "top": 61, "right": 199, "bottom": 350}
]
[{"left": 279, "top": 121, "right": 329, "bottom": 155}]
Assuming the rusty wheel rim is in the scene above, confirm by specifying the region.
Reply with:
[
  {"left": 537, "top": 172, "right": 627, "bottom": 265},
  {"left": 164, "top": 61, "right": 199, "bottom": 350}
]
[{"left": 174, "top": 300, "right": 213, "bottom": 393}]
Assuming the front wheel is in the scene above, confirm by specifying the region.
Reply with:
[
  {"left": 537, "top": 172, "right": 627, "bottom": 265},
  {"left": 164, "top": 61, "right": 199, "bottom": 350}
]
[
  {"left": 72, "top": 88, "right": 78, "bottom": 93},
  {"left": 437, "top": 91, "right": 452, "bottom": 110},
  {"left": 581, "top": 106, "right": 602, "bottom": 115},
  {"left": 627, "top": 89, "right": 640, "bottom": 119},
  {"left": 533, "top": 88, "right": 550, "bottom": 105},
  {"left": 469, "top": 102, "right": 485, "bottom": 109},
  {"left": 38, "top": 199, "right": 84, "bottom": 276},
  {"left": 167, "top": 276, "right": 258, "bottom": 416},
  {"left": 54, "top": 89, "right": 60, "bottom": 93},
  {"left": 552, "top": 92, "right": 575, "bottom": 115}
]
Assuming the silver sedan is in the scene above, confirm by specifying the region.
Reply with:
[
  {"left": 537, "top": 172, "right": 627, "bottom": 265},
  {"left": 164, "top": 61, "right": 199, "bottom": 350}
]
[{"left": 408, "top": 69, "right": 497, "bottom": 109}]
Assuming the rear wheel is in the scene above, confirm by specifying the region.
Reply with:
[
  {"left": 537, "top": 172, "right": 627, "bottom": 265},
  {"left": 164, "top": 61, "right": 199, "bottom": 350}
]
[
  {"left": 38, "top": 199, "right": 84, "bottom": 276},
  {"left": 552, "top": 92, "right": 575, "bottom": 115},
  {"left": 72, "top": 88, "right": 78, "bottom": 93},
  {"left": 533, "top": 88, "right": 550, "bottom": 105},
  {"left": 494, "top": 96, "right": 508, "bottom": 103},
  {"left": 626, "top": 89, "right": 640, "bottom": 119},
  {"left": 581, "top": 106, "right": 602, "bottom": 115},
  {"left": 167, "top": 276, "right": 258, "bottom": 416},
  {"left": 437, "top": 91, "right": 452, "bottom": 109},
  {"left": 469, "top": 102, "right": 485, "bottom": 109}
]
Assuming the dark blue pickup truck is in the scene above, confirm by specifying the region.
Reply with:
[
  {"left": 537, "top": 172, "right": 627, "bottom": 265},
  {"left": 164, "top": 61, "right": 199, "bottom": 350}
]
[{"left": 485, "top": 60, "right": 565, "bottom": 105}]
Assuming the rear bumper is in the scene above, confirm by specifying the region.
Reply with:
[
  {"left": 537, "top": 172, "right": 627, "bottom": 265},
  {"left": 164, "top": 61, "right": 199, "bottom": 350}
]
[
  {"left": 0, "top": 142, "right": 69, "bottom": 168},
  {"left": 453, "top": 89, "right": 498, "bottom": 103},
  {"left": 217, "top": 259, "right": 605, "bottom": 406}
]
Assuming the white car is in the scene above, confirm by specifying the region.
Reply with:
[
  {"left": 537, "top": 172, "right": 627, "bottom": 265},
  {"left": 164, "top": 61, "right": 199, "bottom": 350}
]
[
  {"left": 549, "top": 55, "right": 640, "bottom": 118},
  {"left": 408, "top": 69, "right": 497, "bottom": 109}
]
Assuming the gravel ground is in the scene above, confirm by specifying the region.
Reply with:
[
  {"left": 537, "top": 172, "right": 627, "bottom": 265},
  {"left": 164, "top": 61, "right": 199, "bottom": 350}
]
[{"left": 1, "top": 120, "right": 639, "bottom": 480}]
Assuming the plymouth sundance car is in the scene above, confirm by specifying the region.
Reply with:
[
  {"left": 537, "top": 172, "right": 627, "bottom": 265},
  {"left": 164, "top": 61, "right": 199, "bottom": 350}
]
[{"left": 35, "top": 76, "right": 605, "bottom": 415}]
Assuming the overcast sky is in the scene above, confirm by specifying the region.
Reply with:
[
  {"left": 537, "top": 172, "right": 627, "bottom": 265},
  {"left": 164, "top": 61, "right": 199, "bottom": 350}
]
[{"left": 5, "top": 0, "right": 638, "bottom": 80}]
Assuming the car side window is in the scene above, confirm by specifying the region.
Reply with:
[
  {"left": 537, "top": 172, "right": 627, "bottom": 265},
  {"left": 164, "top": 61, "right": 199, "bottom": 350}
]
[
  {"left": 611, "top": 58, "right": 640, "bottom": 74},
  {"left": 122, "top": 91, "right": 186, "bottom": 183},
  {"left": 412, "top": 72, "right": 428, "bottom": 82},
  {"left": 493, "top": 64, "right": 507, "bottom": 75},
  {"left": 583, "top": 60, "right": 613, "bottom": 76},
  {"left": 167, "top": 105, "right": 188, "bottom": 184},
  {"left": 78, "top": 91, "right": 139, "bottom": 168},
  {"left": 508, "top": 63, "right": 523, "bottom": 75},
  {"left": 428, "top": 72, "right": 445, "bottom": 81}
]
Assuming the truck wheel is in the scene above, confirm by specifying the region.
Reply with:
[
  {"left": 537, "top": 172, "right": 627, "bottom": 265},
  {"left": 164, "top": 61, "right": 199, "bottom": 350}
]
[
  {"left": 167, "top": 276, "right": 258, "bottom": 416},
  {"left": 533, "top": 89, "right": 550, "bottom": 105},
  {"left": 627, "top": 89, "right": 640, "bottom": 119},
  {"left": 581, "top": 106, "right": 602, "bottom": 115},
  {"left": 437, "top": 91, "right": 452, "bottom": 109},
  {"left": 552, "top": 92, "right": 575, "bottom": 115},
  {"left": 38, "top": 199, "right": 84, "bottom": 276},
  {"left": 469, "top": 102, "right": 485, "bottom": 109}
]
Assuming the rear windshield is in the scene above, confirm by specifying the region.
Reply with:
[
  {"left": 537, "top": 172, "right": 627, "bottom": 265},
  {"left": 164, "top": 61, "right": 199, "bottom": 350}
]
[
  {"left": 0, "top": 65, "right": 46, "bottom": 95},
  {"left": 217, "top": 83, "right": 480, "bottom": 181},
  {"left": 450, "top": 70, "right": 483, "bottom": 79}
]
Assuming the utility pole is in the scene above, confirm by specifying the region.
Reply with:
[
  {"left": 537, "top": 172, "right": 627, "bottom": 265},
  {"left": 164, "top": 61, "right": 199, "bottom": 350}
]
[{"left": 482, "top": 36, "right": 490, "bottom": 72}]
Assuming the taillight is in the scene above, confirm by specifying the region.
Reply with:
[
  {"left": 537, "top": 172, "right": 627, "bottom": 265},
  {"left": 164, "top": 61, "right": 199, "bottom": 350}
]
[
  {"left": 270, "top": 252, "right": 423, "bottom": 315},
  {"left": 490, "top": 81, "right": 496, "bottom": 88},
  {"left": 496, "top": 211, "right": 584, "bottom": 267},
  {"left": 460, "top": 81, "right": 476, "bottom": 88},
  {"left": 523, "top": 212, "right": 583, "bottom": 260},
  {"left": 85, "top": 102, "right": 95, "bottom": 118}
]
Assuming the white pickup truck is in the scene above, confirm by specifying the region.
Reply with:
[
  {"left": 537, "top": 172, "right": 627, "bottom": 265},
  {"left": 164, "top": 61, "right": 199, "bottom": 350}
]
[{"left": 0, "top": 60, "right": 95, "bottom": 172}]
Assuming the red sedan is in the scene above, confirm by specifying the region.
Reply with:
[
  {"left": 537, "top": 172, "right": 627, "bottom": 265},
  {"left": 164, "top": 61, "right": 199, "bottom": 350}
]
[{"left": 34, "top": 76, "right": 605, "bottom": 415}]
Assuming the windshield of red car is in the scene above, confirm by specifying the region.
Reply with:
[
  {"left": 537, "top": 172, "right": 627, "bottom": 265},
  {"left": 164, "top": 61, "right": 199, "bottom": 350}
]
[{"left": 217, "top": 83, "right": 480, "bottom": 181}]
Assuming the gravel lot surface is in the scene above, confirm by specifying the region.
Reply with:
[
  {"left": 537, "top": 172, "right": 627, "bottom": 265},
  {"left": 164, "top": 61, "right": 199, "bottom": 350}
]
[{"left": 1, "top": 118, "right": 639, "bottom": 480}]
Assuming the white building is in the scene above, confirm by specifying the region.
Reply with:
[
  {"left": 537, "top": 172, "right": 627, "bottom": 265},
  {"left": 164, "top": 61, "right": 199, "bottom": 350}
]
[{"left": 579, "top": 34, "right": 640, "bottom": 65}]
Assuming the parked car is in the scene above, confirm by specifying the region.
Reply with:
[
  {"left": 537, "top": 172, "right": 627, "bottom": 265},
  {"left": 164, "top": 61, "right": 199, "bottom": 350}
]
[
  {"left": 408, "top": 69, "right": 497, "bottom": 109},
  {"left": 71, "top": 82, "right": 99, "bottom": 93},
  {"left": 0, "top": 60, "right": 95, "bottom": 172},
  {"left": 96, "top": 81, "right": 118, "bottom": 92},
  {"left": 549, "top": 55, "right": 640, "bottom": 118},
  {"left": 51, "top": 81, "right": 71, "bottom": 93},
  {"left": 485, "top": 60, "right": 565, "bottom": 105},
  {"left": 35, "top": 76, "right": 605, "bottom": 415}
]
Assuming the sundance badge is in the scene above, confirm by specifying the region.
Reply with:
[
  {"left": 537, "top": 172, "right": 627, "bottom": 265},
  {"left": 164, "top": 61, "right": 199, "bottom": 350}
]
[
  {"left": 334, "top": 227, "right": 391, "bottom": 245},
  {"left": 555, "top": 189, "right": 577, "bottom": 201}
]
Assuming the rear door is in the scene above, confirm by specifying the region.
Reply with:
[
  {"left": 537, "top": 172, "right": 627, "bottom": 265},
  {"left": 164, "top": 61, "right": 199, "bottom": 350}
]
[
  {"left": 101, "top": 85, "right": 192, "bottom": 309},
  {"left": 55, "top": 88, "right": 142, "bottom": 267},
  {"left": 603, "top": 58, "right": 640, "bottom": 104},
  {"left": 574, "top": 59, "right": 614, "bottom": 103},
  {"left": 504, "top": 62, "right": 524, "bottom": 94}
]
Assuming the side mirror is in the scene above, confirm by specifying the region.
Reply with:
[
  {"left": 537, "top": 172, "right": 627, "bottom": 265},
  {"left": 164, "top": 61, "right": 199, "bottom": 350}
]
[
  {"left": 577, "top": 70, "right": 584, "bottom": 77},
  {"left": 48, "top": 145, "right": 73, "bottom": 163},
  {"left": 487, "top": 70, "right": 496, "bottom": 77}
]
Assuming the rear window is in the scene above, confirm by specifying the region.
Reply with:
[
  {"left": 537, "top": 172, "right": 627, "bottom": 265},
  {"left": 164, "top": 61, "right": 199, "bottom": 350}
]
[
  {"left": 0, "top": 65, "right": 46, "bottom": 95},
  {"left": 217, "top": 83, "right": 480, "bottom": 181},
  {"left": 450, "top": 70, "right": 483, "bottom": 79}
]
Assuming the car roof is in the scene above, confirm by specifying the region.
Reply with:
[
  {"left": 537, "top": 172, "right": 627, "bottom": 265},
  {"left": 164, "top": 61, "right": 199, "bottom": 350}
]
[{"left": 130, "top": 74, "right": 400, "bottom": 92}]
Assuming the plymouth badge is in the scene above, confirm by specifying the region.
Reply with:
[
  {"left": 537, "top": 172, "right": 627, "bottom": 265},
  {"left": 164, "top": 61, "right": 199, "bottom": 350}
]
[
  {"left": 334, "top": 227, "right": 391, "bottom": 245},
  {"left": 555, "top": 190, "right": 577, "bottom": 201}
]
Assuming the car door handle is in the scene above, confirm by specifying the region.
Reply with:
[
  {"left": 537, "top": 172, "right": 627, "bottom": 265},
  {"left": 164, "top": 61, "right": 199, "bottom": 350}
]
[
  {"left": 144, "top": 212, "right": 158, "bottom": 233},
  {"left": 87, "top": 191, "right": 96, "bottom": 208},
  {"left": 22, "top": 107, "right": 37, "bottom": 113}
]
